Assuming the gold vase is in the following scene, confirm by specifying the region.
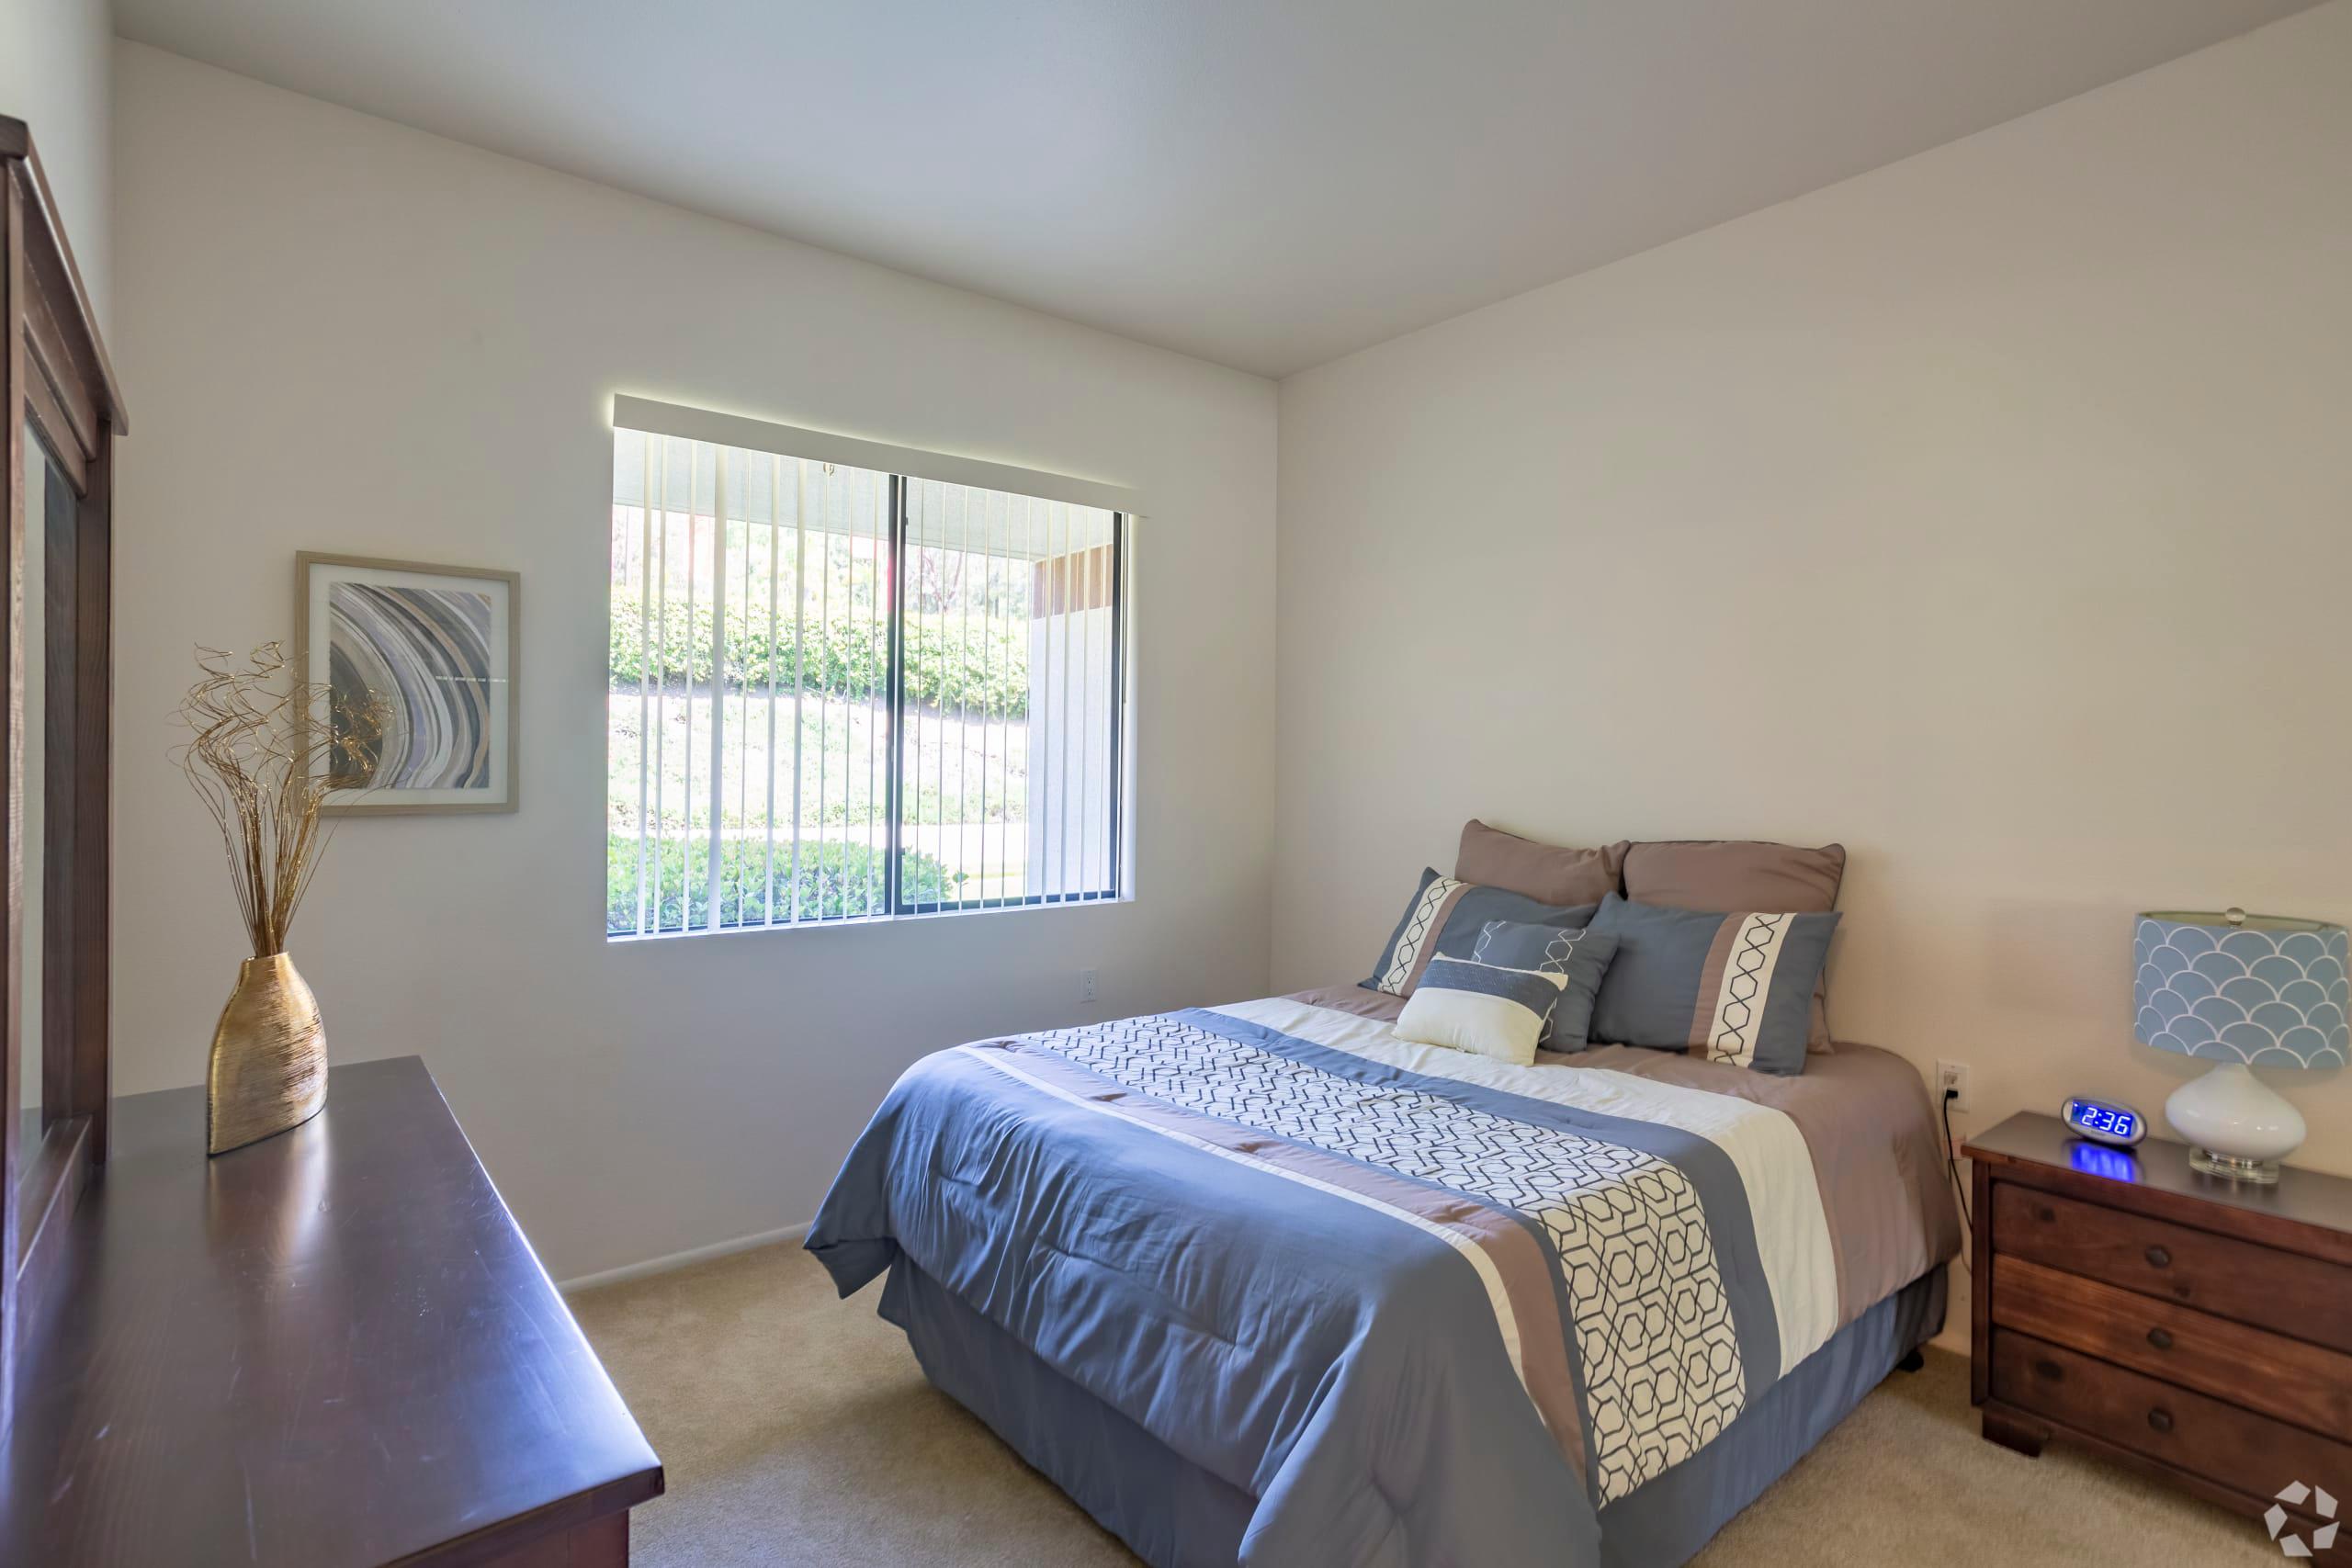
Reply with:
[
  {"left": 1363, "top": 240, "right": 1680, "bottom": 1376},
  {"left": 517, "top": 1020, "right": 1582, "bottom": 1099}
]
[{"left": 207, "top": 953, "right": 328, "bottom": 1156}]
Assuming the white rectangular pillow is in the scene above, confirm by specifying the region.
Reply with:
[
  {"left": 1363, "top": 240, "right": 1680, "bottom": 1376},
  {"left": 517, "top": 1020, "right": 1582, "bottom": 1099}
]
[{"left": 1392, "top": 956, "right": 1569, "bottom": 1067}]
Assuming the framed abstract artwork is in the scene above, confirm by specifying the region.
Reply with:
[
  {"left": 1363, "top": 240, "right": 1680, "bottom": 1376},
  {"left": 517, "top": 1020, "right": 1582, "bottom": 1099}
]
[{"left": 297, "top": 553, "right": 520, "bottom": 815}]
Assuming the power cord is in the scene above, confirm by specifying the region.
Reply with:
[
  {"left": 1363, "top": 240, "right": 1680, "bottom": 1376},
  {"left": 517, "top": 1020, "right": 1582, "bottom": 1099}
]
[{"left": 1941, "top": 1088, "right": 1973, "bottom": 1235}]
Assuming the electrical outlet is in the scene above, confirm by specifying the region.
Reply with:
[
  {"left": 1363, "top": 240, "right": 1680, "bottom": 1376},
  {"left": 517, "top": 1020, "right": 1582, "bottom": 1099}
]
[
  {"left": 1937, "top": 1059, "right": 1971, "bottom": 1112},
  {"left": 1079, "top": 968, "right": 1098, "bottom": 1003}
]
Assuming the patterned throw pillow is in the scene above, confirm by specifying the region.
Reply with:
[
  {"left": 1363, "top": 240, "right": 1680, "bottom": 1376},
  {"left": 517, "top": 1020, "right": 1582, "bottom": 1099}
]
[
  {"left": 1363, "top": 868, "right": 1597, "bottom": 998},
  {"left": 1623, "top": 840, "right": 1846, "bottom": 1051},
  {"left": 1463, "top": 919, "right": 1620, "bottom": 1051},
  {"left": 1586, "top": 895, "right": 1839, "bottom": 1076},
  {"left": 1393, "top": 958, "right": 1570, "bottom": 1068}
]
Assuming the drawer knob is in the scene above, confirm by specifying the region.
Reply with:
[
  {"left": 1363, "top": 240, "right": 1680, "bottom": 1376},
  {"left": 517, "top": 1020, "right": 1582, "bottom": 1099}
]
[
  {"left": 2032, "top": 1359, "right": 2064, "bottom": 1382},
  {"left": 2036, "top": 1206, "right": 2055, "bottom": 1223},
  {"left": 2147, "top": 1406, "right": 2175, "bottom": 1434},
  {"left": 2144, "top": 1245, "right": 2172, "bottom": 1269},
  {"left": 2147, "top": 1327, "right": 2174, "bottom": 1351}
]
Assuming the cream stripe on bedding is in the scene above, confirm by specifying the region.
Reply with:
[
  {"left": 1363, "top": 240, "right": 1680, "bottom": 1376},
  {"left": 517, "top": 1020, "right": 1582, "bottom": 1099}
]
[
  {"left": 1211, "top": 994, "right": 1842, "bottom": 1377},
  {"left": 1703, "top": 913, "right": 1792, "bottom": 1067}
]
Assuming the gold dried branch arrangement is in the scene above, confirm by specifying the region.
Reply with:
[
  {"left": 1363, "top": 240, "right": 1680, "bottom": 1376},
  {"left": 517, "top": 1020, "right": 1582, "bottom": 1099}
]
[{"left": 173, "top": 642, "right": 389, "bottom": 959}]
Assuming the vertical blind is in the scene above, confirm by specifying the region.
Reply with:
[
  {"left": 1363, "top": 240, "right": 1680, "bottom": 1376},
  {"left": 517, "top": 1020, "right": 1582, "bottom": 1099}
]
[{"left": 608, "top": 428, "right": 1125, "bottom": 937}]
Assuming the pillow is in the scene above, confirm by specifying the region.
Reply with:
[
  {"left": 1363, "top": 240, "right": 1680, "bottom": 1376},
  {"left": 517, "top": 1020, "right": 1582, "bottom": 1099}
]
[
  {"left": 1622, "top": 840, "right": 1846, "bottom": 912},
  {"left": 1587, "top": 895, "right": 1839, "bottom": 1076},
  {"left": 1464, "top": 919, "right": 1619, "bottom": 1051},
  {"left": 1393, "top": 958, "right": 1569, "bottom": 1067},
  {"left": 1623, "top": 840, "right": 1846, "bottom": 1050},
  {"left": 1455, "top": 820, "right": 1628, "bottom": 908},
  {"left": 1363, "top": 868, "right": 1597, "bottom": 998}
]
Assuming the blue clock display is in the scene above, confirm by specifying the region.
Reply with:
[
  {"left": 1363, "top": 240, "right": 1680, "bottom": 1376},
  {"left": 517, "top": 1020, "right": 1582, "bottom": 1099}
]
[{"left": 2063, "top": 1097, "right": 2147, "bottom": 1147}]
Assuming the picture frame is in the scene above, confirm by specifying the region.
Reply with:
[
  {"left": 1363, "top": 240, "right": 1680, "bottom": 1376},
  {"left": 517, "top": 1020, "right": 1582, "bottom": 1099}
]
[{"left": 296, "top": 552, "right": 520, "bottom": 815}]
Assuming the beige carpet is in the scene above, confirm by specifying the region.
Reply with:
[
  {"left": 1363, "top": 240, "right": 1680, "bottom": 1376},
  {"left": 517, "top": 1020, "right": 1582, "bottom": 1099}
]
[{"left": 571, "top": 1245, "right": 2273, "bottom": 1565}]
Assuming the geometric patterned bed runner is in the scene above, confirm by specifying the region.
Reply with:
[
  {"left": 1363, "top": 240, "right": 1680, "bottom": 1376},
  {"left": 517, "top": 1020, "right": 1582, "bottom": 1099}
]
[{"left": 983, "top": 1012, "right": 1749, "bottom": 1502}]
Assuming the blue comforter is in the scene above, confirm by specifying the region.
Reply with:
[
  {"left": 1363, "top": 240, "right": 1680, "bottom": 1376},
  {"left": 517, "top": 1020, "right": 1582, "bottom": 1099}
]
[{"left": 808, "top": 1004, "right": 1814, "bottom": 1567}]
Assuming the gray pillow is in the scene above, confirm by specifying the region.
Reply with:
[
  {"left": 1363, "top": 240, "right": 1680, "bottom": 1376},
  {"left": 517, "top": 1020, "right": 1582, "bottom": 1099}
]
[
  {"left": 1623, "top": 840, "right": 1847, "bottom": 1050},
  {"left": 1587, "top": 894, "right": 1839, "bottom": 1076},
  {"left": 1363, "top": 868, "right": 1597, "bottom": 998},
  {"left": 1456, "top": 919, "right": 1619, "bottom": 1051}
]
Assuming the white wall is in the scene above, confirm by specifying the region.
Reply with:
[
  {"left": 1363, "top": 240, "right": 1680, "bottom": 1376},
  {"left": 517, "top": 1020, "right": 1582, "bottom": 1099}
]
[
  {"left": 110, "top": 41, "right": 1277, "bottom": 1281},
  {"left": 1275, "top": 0, "right": 2352, "bottom": 1264},
  {"left": 0, "top": 0, "right": 111, "bottom": 328}
]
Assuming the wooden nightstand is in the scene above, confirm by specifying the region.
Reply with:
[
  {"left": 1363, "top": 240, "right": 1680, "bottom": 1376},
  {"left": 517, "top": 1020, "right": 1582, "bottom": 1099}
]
[{"left": 1965, "top": 1112, "right": 2352, "bottom": 1550}]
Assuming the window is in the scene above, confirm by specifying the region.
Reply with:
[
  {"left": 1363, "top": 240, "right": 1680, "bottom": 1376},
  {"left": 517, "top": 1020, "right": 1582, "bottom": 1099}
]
[{"left": 607, "top": 414, "right": 1127, "bottom": 938}]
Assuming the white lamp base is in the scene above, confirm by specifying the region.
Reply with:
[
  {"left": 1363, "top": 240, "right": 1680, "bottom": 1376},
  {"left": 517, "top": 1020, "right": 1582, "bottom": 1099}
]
[{"left": 2164, "top": 1062, "right": 2304, "bottom": 1185}]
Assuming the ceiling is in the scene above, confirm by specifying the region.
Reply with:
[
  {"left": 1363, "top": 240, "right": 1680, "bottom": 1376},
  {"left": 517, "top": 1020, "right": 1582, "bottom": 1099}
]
[{"left": 113, "top": 0, "right": 2317, "bottom": 378}]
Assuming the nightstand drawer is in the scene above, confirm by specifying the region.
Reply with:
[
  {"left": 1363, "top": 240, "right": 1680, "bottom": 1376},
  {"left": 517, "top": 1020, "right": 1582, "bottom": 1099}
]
[
  {"left": 1991, "top": 1254, "right": 2352, "bottom": 1436},
  {"left": 1991, "top": 1331, "right": 2352, "bottom": 1506},
  {"left": 1992, "top": 1181, "right": 2352, "bottom": 1354}
]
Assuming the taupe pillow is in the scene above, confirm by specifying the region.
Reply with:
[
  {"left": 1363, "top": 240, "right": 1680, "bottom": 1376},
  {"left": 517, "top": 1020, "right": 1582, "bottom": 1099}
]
[
  {"left": 1455, "top": 820, "right": 1628, "bottom": 908},
  {"left": 1623, "top": 840, "right": 1846, "bottom": 1050}
]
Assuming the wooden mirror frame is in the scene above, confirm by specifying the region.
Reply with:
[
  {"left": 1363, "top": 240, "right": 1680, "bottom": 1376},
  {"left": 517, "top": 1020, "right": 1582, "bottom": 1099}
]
[{"left": 1, "top": 117, "right": 123, "bottom": 1436}]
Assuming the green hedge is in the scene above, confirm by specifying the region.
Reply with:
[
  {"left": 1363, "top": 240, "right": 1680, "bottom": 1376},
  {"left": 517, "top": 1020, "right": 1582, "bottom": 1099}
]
[
  {"left": 606, "top": 835, "right": 952, "bottom": 933},
  {"left": 609, "top": 591, "right": 1028, "bottom": 716}
]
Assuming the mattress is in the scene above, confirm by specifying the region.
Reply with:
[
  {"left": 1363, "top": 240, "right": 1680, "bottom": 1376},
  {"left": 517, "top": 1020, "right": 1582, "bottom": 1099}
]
[{"left": 809, "top": 987, "right": 1962, "bottom": 1567}]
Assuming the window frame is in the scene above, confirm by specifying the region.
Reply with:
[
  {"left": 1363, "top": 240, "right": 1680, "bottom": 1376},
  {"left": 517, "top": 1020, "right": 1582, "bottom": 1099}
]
[
  {"left": 605, "top": 400, "right": 1136, "bottom": 941},
  {"left": 882, "top": 479, "right": 1127, "bottom": 919}
]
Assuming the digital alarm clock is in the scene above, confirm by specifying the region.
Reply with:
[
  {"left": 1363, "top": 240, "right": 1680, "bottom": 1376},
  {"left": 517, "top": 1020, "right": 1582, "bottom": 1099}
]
[{"left": 2062, "top": 1096, "right": 2147, "bottom": 1148}]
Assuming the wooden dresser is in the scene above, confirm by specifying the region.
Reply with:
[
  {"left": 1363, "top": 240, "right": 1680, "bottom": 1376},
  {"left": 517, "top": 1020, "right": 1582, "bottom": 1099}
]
[
  {"left": 1967, "top": 1112, "right": 2352, "bottom": 1550},
  {"left": 0, "top": 1057, "right": 662, "bottom": 1565}
]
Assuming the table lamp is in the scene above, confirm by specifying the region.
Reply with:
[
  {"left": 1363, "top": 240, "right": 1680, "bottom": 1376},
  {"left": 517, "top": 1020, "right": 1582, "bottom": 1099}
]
[{"left": 2134, "top": 908, "right": 2347, "bottom": 1183}]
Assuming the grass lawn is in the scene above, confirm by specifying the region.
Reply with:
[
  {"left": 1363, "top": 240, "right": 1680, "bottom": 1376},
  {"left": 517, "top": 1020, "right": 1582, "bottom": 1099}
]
[{"left": 607, "top": 690, "right": 1040, "bottom": 928}]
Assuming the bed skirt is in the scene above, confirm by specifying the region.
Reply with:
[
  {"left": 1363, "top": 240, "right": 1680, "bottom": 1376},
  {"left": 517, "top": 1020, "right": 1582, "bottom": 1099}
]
[{"left": 881, "top": 1257, "right": 1949, "bottom": 1568}]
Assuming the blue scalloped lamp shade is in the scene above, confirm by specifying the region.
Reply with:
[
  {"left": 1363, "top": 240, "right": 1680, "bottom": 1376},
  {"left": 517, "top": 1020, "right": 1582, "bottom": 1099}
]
[{"left": 2134, "top": 912, "right": 2349, "bottom": 1067}]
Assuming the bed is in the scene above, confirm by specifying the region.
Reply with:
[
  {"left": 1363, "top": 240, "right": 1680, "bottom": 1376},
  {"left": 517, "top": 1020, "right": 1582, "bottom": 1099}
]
[{"left": 808, "top": 984, "right": 1962, "bottom": 1567}]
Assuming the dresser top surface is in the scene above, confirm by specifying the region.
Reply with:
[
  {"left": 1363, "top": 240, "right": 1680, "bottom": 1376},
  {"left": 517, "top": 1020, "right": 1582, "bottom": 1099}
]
[
  {"left": 0, "top": 1056, "right": 662, "bottom": 1565},
  {"left": 1966, "top": 1111, "right": 2352, "bottom": 1240}
]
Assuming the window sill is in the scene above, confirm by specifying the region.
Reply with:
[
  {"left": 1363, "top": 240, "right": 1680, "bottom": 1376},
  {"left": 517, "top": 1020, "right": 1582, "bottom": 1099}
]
[{"left": 604, "top": 891, "right": 1132, "bottom": 944}]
